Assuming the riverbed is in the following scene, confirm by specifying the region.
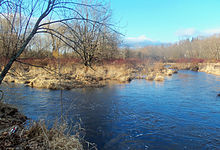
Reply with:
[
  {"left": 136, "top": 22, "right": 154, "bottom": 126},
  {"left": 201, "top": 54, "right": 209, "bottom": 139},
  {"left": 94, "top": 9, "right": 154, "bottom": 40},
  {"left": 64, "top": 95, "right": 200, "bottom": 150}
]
[{"left": 2, "top": 70, "right": 220, "bottom": 149}]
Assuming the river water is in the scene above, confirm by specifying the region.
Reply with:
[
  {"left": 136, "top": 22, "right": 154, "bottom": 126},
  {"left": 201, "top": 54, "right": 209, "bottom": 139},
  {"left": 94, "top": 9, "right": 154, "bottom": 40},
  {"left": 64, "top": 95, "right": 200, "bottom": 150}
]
[{"left": 2, "top": 70, "right": 220, "bottom": 150}]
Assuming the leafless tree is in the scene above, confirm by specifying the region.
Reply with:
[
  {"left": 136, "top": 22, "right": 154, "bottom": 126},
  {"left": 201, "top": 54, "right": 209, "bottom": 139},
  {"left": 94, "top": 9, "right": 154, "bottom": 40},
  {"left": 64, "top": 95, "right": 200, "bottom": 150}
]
[
  {"left": 0, "top": 0, "right": 113, "bottom": 84},
  {"left": 62, "top": 0, "right": 118, "bottom": 67}
]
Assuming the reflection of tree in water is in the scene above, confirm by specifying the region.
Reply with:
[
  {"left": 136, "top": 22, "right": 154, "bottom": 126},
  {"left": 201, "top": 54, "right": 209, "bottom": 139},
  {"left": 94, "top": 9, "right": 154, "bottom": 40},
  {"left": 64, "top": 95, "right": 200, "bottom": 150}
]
[{"left": 63, "top": 87, "right": 119, "bottom": 149}]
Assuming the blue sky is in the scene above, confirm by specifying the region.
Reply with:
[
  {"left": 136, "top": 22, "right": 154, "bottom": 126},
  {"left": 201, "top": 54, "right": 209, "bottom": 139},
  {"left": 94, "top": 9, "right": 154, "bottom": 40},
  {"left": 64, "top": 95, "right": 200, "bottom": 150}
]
[{"left": 110, "top": 0, "right": 220, "bottom": 43}]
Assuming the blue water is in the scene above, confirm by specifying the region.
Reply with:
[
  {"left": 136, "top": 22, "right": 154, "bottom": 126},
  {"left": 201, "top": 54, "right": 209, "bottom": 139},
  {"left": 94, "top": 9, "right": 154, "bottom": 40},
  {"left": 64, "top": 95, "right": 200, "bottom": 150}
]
[{"left": 1, "top": 70, "right": 220, "bottom": 150}]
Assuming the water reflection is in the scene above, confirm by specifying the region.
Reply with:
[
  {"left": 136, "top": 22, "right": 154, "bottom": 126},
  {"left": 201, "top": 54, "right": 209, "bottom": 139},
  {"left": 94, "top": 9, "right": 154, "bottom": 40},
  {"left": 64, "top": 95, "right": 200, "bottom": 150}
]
[{"left": 1, "top": 70, "right": 220, "bottom": 149}]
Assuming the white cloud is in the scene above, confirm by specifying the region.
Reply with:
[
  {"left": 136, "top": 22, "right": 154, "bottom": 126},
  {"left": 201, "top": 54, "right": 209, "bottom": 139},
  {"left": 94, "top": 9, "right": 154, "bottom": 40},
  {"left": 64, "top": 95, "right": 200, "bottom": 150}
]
[
  {"left": 203, "top": 28, "right": 220, "bottom": 35},
  {"left": 125, "top": 35, "right": 154, "bottom": 42},
  {"left": 175, "top": 28, "right": 198, "bottom": 37},
  {"left": 176, "top": 27, "right": 220, "bottom": 38}
]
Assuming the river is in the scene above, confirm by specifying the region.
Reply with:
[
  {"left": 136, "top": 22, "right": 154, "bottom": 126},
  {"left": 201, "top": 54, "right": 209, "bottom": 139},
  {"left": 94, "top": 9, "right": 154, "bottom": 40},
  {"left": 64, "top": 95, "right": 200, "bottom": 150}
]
[{"left": 2, "top": 70, "right": 220, "bottom": 150}]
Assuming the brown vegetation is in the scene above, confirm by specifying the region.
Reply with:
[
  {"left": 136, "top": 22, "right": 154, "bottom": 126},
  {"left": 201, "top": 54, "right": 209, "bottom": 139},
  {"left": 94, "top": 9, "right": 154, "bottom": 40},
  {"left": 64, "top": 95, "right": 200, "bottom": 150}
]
[
  {"left": 0, "top": 102, "right": 87, "bottom": 150},
  {"left": 1, "top": 58, "right": 143, "bottom": 90},
  {"left": 0, "top": 121, "right": 84, "bottom": 150},
  {"left": 0, "top": 103, "right": 27, "bottom": 131}
]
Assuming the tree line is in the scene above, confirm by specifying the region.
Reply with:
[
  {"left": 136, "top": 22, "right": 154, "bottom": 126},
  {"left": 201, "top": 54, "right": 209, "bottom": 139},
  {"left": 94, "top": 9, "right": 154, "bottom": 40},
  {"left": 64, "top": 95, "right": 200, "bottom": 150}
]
[{"left": 124, "top": 35, "right": 220, "bottom": 61}]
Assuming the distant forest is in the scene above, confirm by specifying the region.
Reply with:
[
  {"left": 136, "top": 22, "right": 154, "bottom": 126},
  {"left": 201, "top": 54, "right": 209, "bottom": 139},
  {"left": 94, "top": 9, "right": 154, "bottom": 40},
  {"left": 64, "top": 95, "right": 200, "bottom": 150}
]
[{"left": 124, "top": 35, "right": 220, "bottom": 62}]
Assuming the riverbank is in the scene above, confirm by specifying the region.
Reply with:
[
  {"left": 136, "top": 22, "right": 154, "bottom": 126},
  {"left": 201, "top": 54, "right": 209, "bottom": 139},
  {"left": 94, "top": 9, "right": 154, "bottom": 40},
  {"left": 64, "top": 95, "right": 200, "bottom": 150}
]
[
  {"left": 168, "top": 62, "right": 220, "bottom": 76},
  {"left": 2, "top": 61, "right": 219, "bottom": 90},
  {"left": 0, "top": 102, "right": 83, "bottom": 150},
  {"left": 4, "top": 62, "right": 180, "bottom": 88},
  {"left": 136, "top": 63, "right": 178, "bottom": 81},
  {"left": 198, "top": 63, "right": 220, "bottom": 75},
  {"left": 3, "top": 62, "right": 138, "bottom": 90}
]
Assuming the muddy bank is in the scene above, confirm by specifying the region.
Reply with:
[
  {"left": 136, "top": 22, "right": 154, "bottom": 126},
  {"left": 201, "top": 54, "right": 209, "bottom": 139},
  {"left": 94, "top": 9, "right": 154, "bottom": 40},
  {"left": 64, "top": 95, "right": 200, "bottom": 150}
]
[{"left": 0, "top": 102, "right": 84, "bottom": 150}]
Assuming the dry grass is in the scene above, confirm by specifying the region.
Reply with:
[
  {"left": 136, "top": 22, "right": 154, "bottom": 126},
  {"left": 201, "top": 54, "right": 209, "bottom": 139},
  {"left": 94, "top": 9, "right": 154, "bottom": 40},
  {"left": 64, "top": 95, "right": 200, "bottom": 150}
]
[
  {"left": 27, "top": 121, "right": 84, "bottom": 150},
  {"left": 0, "top": 120, "right": 87, "bottom": 150},
  {"left": 0, "top": 100, "right": 97, "bottom": 150},
  {"left": 4, "top": 60, "right": 140, "bottom": 89}
]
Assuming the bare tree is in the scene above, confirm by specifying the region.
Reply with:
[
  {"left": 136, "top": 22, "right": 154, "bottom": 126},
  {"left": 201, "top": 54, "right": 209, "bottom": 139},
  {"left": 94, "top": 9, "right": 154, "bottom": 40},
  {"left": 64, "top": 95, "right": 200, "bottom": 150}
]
[
  {"left": 0, "top": 0, "right": 111, "bottom": 84},
  {"left": 62, "top": 0, "right": 119, "bottom": 66}
]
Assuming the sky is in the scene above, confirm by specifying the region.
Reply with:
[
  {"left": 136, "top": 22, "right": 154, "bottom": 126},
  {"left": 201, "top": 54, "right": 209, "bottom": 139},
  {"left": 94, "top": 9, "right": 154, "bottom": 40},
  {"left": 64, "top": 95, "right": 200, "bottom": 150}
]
[{"left": 110, "top": 0, "right": 220, "bottom": 43}]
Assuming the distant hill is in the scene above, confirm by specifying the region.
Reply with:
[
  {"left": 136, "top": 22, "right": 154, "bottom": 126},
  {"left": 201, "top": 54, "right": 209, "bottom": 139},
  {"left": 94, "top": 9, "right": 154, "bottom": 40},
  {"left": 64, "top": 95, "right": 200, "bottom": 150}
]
[
  {"left": 123, "top": 40, "right": 163, "bottom": 48},
  {"left": 121, "top": 36, "right": 165, "bottom": 48}
]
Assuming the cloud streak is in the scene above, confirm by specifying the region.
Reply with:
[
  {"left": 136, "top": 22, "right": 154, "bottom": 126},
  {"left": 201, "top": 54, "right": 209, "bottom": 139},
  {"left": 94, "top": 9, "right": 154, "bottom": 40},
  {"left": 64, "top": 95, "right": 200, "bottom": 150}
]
[
  {"left": 175, "top": 28, "right": 198, "bottom": 37},
  {"left": 176, "top": 28, "right": 220, "bottom": 38},
  {"left": 125, "top": 35, "right": 154, "bottom": 43},
  {"left": 203, "top": 28, "right": 220, "bottom": 35},
  {"left": 123, "top": 35, "right": 163, "bottom": 48}
]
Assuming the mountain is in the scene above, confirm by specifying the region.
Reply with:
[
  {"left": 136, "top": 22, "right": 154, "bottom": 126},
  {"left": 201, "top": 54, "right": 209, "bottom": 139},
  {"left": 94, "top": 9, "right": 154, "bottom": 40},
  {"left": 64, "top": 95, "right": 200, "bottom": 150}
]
[
  {"left": 123, "top": 40, "right": 163, "bottom": 48},
  {"left": 121, "top": 35, "right": 164, "bottom": 48}
]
